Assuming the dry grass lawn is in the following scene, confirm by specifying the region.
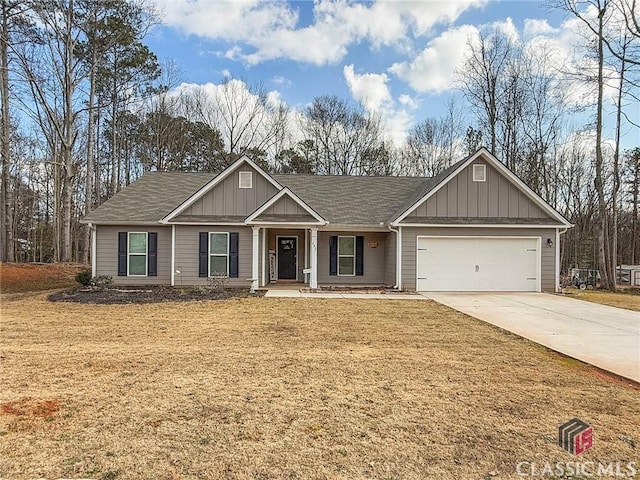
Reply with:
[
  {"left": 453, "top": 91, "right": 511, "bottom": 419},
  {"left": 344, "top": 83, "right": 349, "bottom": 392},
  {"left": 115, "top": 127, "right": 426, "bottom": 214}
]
[
  {"left": 1, "top": 294, "right": 638, "bottom": 480},
  {"left": 0, "top": 263, "right": 84, "bottom": 293},
  {"left": 564, "top": 287, "right": 640, "bottom": 312}
]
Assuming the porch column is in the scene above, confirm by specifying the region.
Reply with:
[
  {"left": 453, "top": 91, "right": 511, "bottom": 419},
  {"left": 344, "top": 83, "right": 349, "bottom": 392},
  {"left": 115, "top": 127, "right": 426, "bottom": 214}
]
[
  {"left": 90, "top": 224, "right": 96, "bottom": 278},
  {"left": 310, "top": 227, "right": 318, "bottom": 289},
  {"left": 252, "top": 226, "right": 260, "bottom": 292}
]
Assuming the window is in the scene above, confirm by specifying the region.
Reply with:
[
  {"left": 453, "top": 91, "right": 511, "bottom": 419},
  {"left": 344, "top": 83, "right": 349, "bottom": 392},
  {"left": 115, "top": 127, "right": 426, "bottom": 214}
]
[
  {"left": 338, "top": 236, "right": 355, "bottom": 276},
  {"left": 128, "top": 232, "right": 147, "bottom": 276},
  {"left": 473, "top": 164, "right": 486, "bottom": 182},
  {"left": 209, "top": 232, "right": 229, "bottom": 276},
  {"left": 239, "top": 171, "right": 253, "bottom": 189}
]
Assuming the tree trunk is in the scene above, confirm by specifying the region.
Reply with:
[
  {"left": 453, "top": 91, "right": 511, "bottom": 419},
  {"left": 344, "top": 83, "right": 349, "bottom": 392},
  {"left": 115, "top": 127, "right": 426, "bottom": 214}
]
[
  {"left": 0, "top": 0, "right": 13, "bottom": 262},
  {"left": 83, "top": 47, "right": 97, "bottom": 265},
  {"left": 594, "top": 2, "right": 611, "bottom": 289}
]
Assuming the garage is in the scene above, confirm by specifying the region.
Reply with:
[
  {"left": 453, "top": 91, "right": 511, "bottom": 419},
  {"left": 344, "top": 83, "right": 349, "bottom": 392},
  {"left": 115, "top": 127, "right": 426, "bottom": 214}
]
[{"left": 416, "top": 236, "right": 540, "bottom": 292}]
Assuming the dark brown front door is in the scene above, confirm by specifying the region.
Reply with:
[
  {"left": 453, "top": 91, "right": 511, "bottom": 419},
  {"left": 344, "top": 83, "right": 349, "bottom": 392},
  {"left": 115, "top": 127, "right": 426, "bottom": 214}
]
[{"left": 277, "top": 237, "right": 297, "bottom": 280}]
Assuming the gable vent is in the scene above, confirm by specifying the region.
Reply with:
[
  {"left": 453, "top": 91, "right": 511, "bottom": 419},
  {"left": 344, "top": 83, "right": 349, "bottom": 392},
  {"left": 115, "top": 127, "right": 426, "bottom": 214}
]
[
  {"left": 473, "top": 164, "right": 486, "bottom": 182},
  {"left": 239, "top": 171, "right": 253, "bottom": 189}
]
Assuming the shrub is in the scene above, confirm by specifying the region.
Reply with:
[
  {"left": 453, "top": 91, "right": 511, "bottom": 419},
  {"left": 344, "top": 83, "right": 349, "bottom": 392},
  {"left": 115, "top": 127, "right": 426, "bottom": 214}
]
[
  {"left": 75, "top": 269, "right": 92, "bottom": 286},
  {"left": 90, "top": 275, "right": 113, "bottom": 289}
]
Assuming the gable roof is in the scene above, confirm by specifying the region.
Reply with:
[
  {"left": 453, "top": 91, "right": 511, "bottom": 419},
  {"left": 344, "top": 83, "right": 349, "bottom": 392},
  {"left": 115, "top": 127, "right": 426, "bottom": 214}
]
[
  {"left": 82, "top": 148, "right": 571, "bottom": 228},
  {"left": 245, "top": 187, "right": 327, "bottom": 225},
  {"left": 390, "top": 148, "right": 572, "bottom": 227},
  {"left": 160, "top": 155, "right": 282, "bottom": 223}
]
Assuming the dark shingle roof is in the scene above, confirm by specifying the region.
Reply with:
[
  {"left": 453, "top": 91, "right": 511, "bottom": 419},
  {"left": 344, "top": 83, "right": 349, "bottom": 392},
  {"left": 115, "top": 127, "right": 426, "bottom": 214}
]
[
  {"left": 83, "top": 172, "right": 216, "bottom": 224},
  {"left": 273, "top": 174, "right": 427, "bottom": 225},
  {"left": 83, "top": 169, "right": 458, "bottom": 226}
]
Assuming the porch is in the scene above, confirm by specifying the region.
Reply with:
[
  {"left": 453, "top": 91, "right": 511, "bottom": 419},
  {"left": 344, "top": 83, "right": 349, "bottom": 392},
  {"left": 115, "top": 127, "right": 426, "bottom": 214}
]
[{"left": 250, "top": 226, "right": 396, "bottom": 291}]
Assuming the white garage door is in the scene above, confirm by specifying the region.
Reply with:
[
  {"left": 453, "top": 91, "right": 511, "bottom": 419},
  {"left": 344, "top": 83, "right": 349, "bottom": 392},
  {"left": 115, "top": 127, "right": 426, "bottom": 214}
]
[{"left": 416, "top": 236, "right": 540, "bottom": 292}]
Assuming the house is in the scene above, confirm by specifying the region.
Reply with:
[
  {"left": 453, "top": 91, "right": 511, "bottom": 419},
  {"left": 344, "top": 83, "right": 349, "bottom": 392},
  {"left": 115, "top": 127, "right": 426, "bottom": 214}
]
[{"left": 82, "top": 148, "right": 572, "bottom": 292}]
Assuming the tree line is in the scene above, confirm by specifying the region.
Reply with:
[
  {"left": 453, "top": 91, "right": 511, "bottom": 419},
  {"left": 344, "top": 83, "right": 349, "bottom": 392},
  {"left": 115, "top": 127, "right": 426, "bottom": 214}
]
[{"left": 1, "top": 0, "right": 638, "bottom": 290}]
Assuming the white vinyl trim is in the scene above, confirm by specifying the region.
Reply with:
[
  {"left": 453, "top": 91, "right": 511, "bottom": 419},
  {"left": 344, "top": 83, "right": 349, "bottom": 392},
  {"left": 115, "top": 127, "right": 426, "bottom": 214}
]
[
  {"left": 208, "top": 232, "right": 230, "bottom": 277},
  {"left": 90, "top": 224, "right": 96, "bottom": 278},
  {"left": 171, "top": 225, "right": 175, "bottom": 286},
  {"left": 415, "top": 235, "right": 541, "bottom": 292},
  {"left": 397, "top": 223, "right": 568, "bottom": 229},
  {"left": 127, "top": 232, "right": 148, "bottom": 277},
  {"left": 337, "top": 235, "right": 356, "bottom": 276},
  {"left": 261, "top": 227, "right": 266, "bottom": 287}
]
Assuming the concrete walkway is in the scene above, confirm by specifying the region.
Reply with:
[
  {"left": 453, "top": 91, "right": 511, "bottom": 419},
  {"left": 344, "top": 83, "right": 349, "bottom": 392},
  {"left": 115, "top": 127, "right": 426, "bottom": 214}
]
[
  {"left": 425, "top": 292, "right": 640, "bottom": 382},
  {"left": 264, "top": 289, "right": 427, "bottom": 300}
]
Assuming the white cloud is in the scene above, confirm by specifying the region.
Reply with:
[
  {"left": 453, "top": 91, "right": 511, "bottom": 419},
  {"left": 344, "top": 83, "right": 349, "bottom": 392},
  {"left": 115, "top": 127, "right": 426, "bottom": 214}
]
[
  {"left": 398, "top": 94, "right": 418, "bottom": 109},
  {"left": 523, "top": 18, "right": 558, "bottom": 37},
  {"left": 151, "top": 0, "right": 487, "bottom": 65},
  {"left": 343, "top": 65, "right": 391, "bottom": 112},
  {"left": 389, "top": 24, "right": 479, "bottom": 93}
]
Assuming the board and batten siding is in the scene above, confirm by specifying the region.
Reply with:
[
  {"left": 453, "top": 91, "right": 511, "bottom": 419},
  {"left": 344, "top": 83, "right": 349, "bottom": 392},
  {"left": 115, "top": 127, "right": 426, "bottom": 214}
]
[
  {"left": 406, "top": 159, "right": 551, "bottom": 220},
  {"left": 96, "top": 225, "right": 171, "bottom": 285},
  {"left": 401, "top": 227, "right": 557, "bottom": 292},
  {"left": 174, "top": 225, "right": 254, "bottom": 287},
  {"left": 262, "top": 195, "right": 307, "bottom": 215},
  {"left": 178, "top": 164, "right": 279, "bottom": 218},
  {"left": 317, "top": 231, "right": 391, "bottom": 285}
]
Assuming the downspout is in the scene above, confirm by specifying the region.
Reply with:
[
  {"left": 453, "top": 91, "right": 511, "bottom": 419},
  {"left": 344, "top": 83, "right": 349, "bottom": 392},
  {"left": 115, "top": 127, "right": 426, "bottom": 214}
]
[{"left": 388, "top": 225, "right": 401, "bottom": 290}]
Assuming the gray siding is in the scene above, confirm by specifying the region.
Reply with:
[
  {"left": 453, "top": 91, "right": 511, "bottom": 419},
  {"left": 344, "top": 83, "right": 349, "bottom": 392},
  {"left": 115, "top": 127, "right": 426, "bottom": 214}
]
[
  {"left": 96, "top": 225, "right": 171, "bottom": 285},
  {"left": 384, "top": 231, "right": 396, "bottom": 286},
  {"left": 174, "top": 225, "right": 253, "bottom": 287},
  {"left": 317, "top": 231, "right": 390, "bottom": 285},
  {"left": 400, "top": 227, "right": 557, "bottom": 292},
  {"left": 180, "top": 164, "right": 278, "bottom": 217},
  {"left": 406, "top": 159, "right": 551, "bottom": 220}
]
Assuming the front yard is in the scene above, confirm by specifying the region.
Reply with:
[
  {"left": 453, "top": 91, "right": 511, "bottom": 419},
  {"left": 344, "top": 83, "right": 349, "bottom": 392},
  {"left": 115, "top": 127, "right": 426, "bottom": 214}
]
[{"left": 1, "top": 294, "right": 638, "bottom": 480}]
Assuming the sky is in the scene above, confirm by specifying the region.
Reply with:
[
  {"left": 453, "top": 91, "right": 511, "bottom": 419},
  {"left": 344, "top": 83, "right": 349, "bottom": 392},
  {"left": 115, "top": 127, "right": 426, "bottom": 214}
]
[{"left": 143, "top": 0, "right": 637, "bottom": 148}]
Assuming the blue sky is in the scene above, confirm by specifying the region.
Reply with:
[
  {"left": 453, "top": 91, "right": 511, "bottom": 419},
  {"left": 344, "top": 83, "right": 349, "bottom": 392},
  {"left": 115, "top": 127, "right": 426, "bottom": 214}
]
[{"left": 144, "top": 0, "right": 635, "bottom": 147}]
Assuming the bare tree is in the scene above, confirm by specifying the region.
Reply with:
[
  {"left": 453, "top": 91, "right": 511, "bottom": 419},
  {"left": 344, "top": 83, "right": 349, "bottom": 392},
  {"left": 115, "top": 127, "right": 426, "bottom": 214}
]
[{"left": 457, "top": 28, "right": 515, "bottom": 159}]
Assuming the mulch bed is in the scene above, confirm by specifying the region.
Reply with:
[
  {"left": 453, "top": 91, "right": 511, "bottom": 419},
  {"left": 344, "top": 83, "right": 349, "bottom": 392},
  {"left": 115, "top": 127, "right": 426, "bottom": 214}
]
[{"left": 48, "top": 285, "right": 263, "bottom": 304}]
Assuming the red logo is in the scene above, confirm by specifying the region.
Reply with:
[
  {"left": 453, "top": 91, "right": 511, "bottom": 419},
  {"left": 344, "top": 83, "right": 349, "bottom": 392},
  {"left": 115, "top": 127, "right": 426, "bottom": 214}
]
[{"left": 558, "top": 418, "right": 593, "bottom": 455}]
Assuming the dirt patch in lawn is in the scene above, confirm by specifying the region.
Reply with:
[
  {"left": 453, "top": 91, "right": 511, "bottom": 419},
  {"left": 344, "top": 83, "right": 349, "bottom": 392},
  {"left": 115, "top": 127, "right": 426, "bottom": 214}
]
[
  {"left": 564, "top": 286, "right": 640, "bottom": 311},
  {"left": 48, "top": 285, "right": 263, "bottom": 304},
  {"left": 1, "top": 295, "right": 638, "bottom": 480},
  {"left": 0, "top": 262, "right": 85, "bottom": 293}
]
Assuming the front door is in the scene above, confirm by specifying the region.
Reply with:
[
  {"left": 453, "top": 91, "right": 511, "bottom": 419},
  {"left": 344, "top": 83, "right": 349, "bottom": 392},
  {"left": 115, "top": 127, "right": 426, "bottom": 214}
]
[{"left": 277, "top": 237, "right": 297, "bottom": 280}]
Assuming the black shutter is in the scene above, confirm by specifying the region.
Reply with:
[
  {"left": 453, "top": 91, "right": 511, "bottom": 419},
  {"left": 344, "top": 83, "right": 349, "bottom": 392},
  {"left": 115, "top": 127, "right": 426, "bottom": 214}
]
[
  {"left": 356, "top": 236, "right": 364, "bottom": 276},
  {"left": 148, "top": 232, "right": 157, "bottom": 276},
  {"left": 199, "top": 232, "right": 208, "bottom": 277},
  {"left": 329, "top": 235, "right": 337, "bottom": 276},
  {"left": 118, "top": 232, "right": 127, "bottom": 276},
  {"left": 229, "top": 232, "right": 239, "bottom": 278}
]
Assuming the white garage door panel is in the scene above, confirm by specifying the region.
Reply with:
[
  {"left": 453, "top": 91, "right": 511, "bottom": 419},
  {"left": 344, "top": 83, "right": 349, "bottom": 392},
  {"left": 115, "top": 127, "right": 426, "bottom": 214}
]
[{"left": 416, "top": 237, "right": 540, "bottom": 292}]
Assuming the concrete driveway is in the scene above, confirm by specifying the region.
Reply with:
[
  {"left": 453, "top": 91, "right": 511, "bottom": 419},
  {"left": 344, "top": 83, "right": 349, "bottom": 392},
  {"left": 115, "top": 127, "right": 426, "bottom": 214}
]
[{"left": 425, "top": 293, "right": 640, "bottom": 382}]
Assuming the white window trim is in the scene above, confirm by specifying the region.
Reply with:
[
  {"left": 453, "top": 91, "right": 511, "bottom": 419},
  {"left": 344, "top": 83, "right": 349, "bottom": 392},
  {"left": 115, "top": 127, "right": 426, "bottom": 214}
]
[
  {"left": 473, "top": 164, "right": 486, "bottom": 182},
  {"left": 337, "top": 235, "right": 356, "bottom": 276},
  {"left": 209, "top": 232, "right": 230, "bottom": 277},
  {"left": 128, "top": 232, "right": 148, "bottom": 277},
  {"left": 239, "top": 171, "right": 253, "bottom": 189}
]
